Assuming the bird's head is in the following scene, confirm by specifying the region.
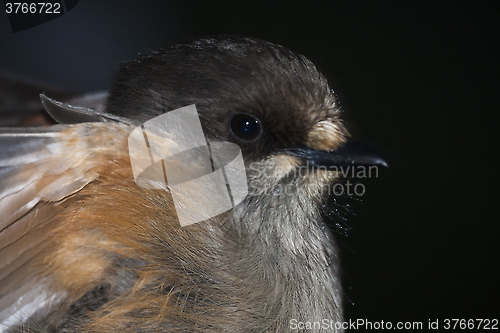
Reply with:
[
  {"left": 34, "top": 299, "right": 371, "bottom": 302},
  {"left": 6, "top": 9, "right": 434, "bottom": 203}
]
[{"left": 106, "top": 36, "right": 386, "bottom": 202}]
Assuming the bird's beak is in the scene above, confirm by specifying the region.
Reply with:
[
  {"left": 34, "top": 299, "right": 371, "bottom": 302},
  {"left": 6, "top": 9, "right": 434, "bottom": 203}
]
[{"left": 284, "top": 139, "right": 388, "bottom": 169}]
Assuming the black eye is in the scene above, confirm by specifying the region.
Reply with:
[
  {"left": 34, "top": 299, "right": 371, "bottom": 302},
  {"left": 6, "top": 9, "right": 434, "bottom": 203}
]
[{"left": 230, "top": 113, "right": 261, "bottom": 141}]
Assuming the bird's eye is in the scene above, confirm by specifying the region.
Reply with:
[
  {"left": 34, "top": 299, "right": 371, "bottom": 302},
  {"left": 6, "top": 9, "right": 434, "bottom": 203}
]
[{"left": 230, "top": 113, "right": 261, "bottom": 141}]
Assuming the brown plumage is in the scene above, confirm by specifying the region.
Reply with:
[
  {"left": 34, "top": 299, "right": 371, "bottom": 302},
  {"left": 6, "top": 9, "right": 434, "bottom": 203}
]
[{"left": 0, "top": 36, "right": 386, "bottom": 332}]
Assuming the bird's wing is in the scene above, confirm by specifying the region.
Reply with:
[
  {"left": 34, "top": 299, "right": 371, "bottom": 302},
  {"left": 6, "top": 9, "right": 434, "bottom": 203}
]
[
  {"left": 0, "top": 98, "right": 134, "bottom": 331},
  {"left": 0, "top": 70, "right": 77, "bottom": 127},
  {"left": 0, "top": 71, "right": 114, "bottom": 128},
  {"left": 40, "top": 93, "right": 133, "bottom": 125}
]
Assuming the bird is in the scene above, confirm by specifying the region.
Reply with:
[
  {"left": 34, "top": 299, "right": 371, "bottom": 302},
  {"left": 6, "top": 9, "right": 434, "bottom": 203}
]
[{"left": 0, "top": 36, "right": 386, "bottom": 332}]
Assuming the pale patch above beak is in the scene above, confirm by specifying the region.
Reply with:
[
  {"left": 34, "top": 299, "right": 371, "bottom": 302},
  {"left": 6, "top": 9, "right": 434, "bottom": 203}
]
[
  {"left": 286, "top": 120, "right": 387, "bottom": 169},
  {"left": 306, "top": 120, "right": 347, "bottom": 152}
]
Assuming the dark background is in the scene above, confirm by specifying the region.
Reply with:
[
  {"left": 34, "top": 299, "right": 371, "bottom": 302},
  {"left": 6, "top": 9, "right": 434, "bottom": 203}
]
[{"left": 1, "top": 0, "right": 498, "bottom": 330}]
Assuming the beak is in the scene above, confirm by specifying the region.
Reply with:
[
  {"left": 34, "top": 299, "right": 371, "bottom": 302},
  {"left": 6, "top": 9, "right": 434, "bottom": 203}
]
[{"left": 284, "top": 139, "right": 388, "bottom": 169}]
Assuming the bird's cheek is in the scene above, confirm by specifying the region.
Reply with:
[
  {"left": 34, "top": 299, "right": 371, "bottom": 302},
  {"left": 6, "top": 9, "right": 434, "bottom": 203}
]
[
  {"left": 247, "top": 154, "right": 300, "bottom": 181},
  {"left": 265, "top": 154, "right": 302, "bottom": 180}
]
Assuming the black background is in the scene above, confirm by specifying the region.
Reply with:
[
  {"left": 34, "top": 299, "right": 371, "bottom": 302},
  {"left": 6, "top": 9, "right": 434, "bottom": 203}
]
[{"left": 1, "top": 1, "right": 498, "bottom": 330}]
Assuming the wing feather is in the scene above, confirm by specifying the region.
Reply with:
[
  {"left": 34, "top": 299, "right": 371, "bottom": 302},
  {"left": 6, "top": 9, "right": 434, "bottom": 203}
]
[{"left": 0, "top": 121, "right": 133, "bottom": 331}]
